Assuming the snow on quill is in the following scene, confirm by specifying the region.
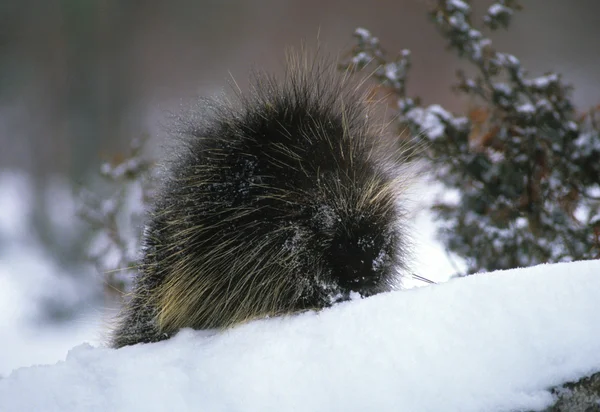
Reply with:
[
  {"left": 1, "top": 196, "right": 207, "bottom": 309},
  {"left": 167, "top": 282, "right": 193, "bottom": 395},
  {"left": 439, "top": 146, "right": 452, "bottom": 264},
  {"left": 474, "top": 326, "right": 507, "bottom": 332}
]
[{"left": 2, "top": 260, "right": 600, "bottom": 412}]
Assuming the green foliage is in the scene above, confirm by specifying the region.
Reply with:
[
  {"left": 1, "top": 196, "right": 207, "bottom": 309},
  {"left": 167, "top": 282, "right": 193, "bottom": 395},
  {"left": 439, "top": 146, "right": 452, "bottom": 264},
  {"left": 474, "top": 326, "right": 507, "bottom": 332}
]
[{"left": 345, "top": 0, "right": 600, "bottom": 274}]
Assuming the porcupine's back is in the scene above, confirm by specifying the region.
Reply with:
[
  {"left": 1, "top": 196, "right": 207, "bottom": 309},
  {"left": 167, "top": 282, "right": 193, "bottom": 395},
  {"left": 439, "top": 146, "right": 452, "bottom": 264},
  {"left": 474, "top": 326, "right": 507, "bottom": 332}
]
[{"left": 111, "top": 53, "right": 412, "bottom": 348}]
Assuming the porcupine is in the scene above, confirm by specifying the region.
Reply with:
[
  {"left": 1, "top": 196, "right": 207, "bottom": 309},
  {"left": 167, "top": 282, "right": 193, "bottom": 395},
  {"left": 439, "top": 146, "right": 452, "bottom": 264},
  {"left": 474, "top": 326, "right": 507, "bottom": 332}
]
[{"left": 111, "top": 52, "right": 414, "bottom": 348}]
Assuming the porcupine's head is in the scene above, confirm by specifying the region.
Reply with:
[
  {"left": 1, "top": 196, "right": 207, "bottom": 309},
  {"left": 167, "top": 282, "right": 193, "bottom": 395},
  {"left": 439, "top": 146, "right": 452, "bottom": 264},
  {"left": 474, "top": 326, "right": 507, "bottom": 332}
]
[{"left": 112, "top": 52, "right": 413, "bottom": 347}]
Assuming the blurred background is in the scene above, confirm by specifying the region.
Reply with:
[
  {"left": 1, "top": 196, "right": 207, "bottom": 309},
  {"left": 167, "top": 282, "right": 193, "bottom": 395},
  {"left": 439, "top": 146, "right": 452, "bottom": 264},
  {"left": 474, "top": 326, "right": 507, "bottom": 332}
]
[{"left": 1, "top": 0, "right": 599, "bottom": 375}]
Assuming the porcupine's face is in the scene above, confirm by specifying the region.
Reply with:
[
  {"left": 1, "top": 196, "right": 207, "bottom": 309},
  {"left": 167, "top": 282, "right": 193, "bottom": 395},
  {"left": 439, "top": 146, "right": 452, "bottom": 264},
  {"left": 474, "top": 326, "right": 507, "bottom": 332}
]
[
  {"left": 326, "top": 212, "right": 397, "bottom": 296},
  {"left": 302, "top": 176, "right": 401, "bottom": 303}
]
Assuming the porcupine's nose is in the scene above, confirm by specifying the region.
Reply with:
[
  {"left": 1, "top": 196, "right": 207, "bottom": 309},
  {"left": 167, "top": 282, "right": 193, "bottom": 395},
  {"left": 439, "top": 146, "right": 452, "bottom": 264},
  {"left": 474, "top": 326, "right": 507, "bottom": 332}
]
[{"left": 328, "top": 226, "right": 385, "bottom": 293}]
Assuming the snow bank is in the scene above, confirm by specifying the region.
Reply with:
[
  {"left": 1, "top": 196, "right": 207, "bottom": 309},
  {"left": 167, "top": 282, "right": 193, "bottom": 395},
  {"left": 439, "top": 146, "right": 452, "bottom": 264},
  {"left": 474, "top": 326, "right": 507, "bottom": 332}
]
[{"left": 1, "top": 259, "right": 599, "bottom": 412}]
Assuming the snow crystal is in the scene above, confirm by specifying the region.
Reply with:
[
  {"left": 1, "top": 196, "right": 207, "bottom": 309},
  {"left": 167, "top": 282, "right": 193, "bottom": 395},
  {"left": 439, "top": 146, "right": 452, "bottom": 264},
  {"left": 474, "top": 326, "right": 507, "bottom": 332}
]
[
  {"left": 536, "top": 99, "right": 552, "bottom": 113},
  {"left": 517, "top": 103, "right": 535, "bottom": 114},
  {"left": 514, "top": 217, "right": 528, "bottom": 229},
  {"left": 448, "top": 15, "right": 460, "bottom": 28},
  {"left": 397, "top": 98, "right": 414, "bottom": 112},
  {"left": 567, "top": 121, "right": 578, "bottom": 131},
  {"left": 527, "top": 74, "right": 559, "bottom": 89},
  {"left": 354, "top": 27, "right": 378, "bottom": 45},
  {"left": 405, "top": 104, "right": 453, "bottom": 141},
  {"left": 428, "top": 105, "right": 452, "bottom": 121},
  {"left": 371, "top": 249, "right": 388, "bottom": 271},
  {"left": 351, "top": 51, "right": 371, "bottom": 66},
  {"left": 487, "top": 150, "right": 505, "bottom": 163},
  {"left": 451, "top": 115, "right": 470, "bottom": 130},
  {"left": 493, "top": 82, "right": 512, "bottom": 96},
  {"left": 573, "top": 203, "right": 591, "bottom": 224},
  {"left": 468, "top": 28, "right": 482, "bottom": 40},
  {"left": 384, "top": 63, "right": 400, "bottom": 82},
  {"left": 354, "top": 27, "right": 371, "bottom": 39},
  {"left": 586, "top": 185, "right": 600, "bottom": 199},
  {"left": 448, "top": 0, "right": 470, "bottom": 13},
  {"left": 496, "top": 53, "right": 520, "bottom": 68},
  {"left": 488, "top": 3, "right": 512, "bottom": 17},
  {"left": 313, "top": 204, "right": 337, "bottom": 230}
]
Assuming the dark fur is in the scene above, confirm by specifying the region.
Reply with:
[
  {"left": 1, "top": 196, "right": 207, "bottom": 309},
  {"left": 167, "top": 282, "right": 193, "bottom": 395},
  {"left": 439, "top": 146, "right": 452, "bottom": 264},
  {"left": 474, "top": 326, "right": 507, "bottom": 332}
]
[{"left": 112, "top": 55, "right": 411, "bottom": 348}]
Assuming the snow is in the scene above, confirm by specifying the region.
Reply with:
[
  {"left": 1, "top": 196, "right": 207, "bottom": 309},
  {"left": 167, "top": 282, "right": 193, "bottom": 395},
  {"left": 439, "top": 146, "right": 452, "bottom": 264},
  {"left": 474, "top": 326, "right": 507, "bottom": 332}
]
[
  {"left": 405, "top": 105, "right": 448, "bottom": 140},
  {"left": 517, "top": 102, "right": 536, "bottom": 114},
  {"left": 409, "top": 180, "right": 466, "bottom": 283},
  {"left": 0, "top": 172, "right": 104, "bottom": 378},
  {"left": 496, "top": 53, "right": 520, "bottom": 68},
  {"left": 0, "top": 229, "right": 104, "bottom": 379},
  {"left": 447, "top": 0, "right": 470, "bottom": 13},
  {"left": 525, "top": 74, "right": 559, "bottom": 89},
  {"left": 493, "top": 82, "right": 512, "bottom": 96},
  {"left": 405, "top": 104, "right": 469, "bottom": 142},
  {"left": 384, "top": 62, "right": 400, "bottom": 83},
  {"left": 353, "top": 27, "right": 379, "bottom": 46},
  {"left": 1, "top": 259, "right": 599, "bottom": 412},
  {"left": 351, "top": 51, "right": 371, "bottom": 66},
  {"left": 488, "top": 4, "right": 512, "bottom": 17},
  {"left": 354, "top": 27, "right": 371, "bottom": 40},
  {"left": 1, "top": 171, "right": 598, "bottom": 411}
]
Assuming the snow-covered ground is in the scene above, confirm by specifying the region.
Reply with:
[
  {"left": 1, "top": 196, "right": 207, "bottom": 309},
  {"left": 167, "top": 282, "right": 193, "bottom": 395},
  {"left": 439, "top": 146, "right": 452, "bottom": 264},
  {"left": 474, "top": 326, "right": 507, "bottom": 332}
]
[
  {"left": 1, "top": 259, "right": 599, "bottom": 412},
  {"left": 5, "top": 171, "right": 598, "bottom": 412}
]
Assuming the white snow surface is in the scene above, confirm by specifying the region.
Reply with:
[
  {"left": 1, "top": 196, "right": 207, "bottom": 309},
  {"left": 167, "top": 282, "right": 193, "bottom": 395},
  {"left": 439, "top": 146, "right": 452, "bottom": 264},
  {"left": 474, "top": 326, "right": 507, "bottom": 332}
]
[{"left": 1, "top": 259, "right": 599, "bottom": 412}]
